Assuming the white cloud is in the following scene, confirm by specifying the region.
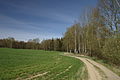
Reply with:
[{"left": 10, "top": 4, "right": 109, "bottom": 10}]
[{"left": 0, "top": 27, "right": 62, "bottom": 41}]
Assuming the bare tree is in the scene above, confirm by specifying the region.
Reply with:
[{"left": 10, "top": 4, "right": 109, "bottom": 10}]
[{"left": 99, "top": 0, "right": 120, "bottom": 34}]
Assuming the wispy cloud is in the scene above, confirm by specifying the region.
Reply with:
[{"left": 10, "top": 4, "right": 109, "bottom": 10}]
[
  {"left": 0, "top": 14, "right": 64, "bottom": 41},
  {"left": 0, "top": 13, "right": 70, "bottom": 32},
  {"left": 0, "top": 24, "right": 62, "bottom": 41},
  {"left": 2, "top": 0, "right": 76, "bottom": 24}
]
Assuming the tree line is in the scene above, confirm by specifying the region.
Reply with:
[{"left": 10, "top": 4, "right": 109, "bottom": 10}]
[
  {"left": 0, "top": 37, "right": 64, "bottom": 51},
  {"left": 0, "top": 0, "right": 120, "bottom": 66}
]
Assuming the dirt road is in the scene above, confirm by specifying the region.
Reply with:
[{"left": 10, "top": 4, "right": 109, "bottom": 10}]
[{"left": 70, "top": 55, "right": 120, "bottom": 80}]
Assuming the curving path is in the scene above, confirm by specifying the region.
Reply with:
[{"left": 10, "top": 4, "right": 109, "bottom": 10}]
[{"left": 68, "top": 55, "right": 120, "bottom": 80}]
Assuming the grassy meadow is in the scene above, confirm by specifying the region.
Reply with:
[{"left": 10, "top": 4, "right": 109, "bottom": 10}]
[{"left": 0, "top": 48, "right": 84, "bottom": 80}]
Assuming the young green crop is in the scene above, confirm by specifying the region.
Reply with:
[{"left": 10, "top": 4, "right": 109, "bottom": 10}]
[{"left": 0, "top": 48, "right": 84, "bottom": 80}]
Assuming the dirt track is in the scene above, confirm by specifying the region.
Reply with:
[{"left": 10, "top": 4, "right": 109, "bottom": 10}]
[{"left": 70, "top": 55, "right": 120, "bottom": 80}]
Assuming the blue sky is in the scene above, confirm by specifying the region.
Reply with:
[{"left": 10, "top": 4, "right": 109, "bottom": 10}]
[{"left": 0, "top": 0, "right": 98, "bottom": 41}]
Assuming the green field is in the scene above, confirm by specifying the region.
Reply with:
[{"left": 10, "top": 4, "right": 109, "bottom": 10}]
[{"left": 0, "top": 48, "right": 84, "bottom": 80}]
